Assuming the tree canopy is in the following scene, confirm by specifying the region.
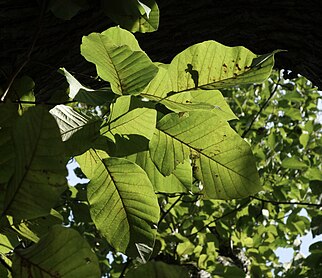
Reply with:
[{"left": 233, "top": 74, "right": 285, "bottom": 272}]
[{"left": 0, "top": 1, "right": 322, "bottom": 277}]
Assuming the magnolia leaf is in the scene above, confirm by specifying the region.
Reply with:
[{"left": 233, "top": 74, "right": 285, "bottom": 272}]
[
  {"left": 76, "top": 150, "right": 159, "bottom": 261},
  {"left": 50, "top": 105, "right": 102, "bottom": 156},
  {"left": 144, "top": 41, "right": 276, "bottom": 97},
  {"left": 127, "top": 151, "right": 194, "bottom": 193},
  {"left": 101, "top": 0, "right": 159, "bottom": 33},
  {"left": 3, "top": 106, "right": 67, "bottom": 220},
  {"left": 150, "top": 111, "right": 261, "bottom": 199},
  {"left": 12, "top": 225, "right": 100, "bottom": 277},
  {"left": 81, "top": 27, "right": 158, "bottom": 95},
  {"left": 48, "top": 0, "right": 85, "bottom": 20},
  {"left": 59, "top": 68, "right": 114, "bottom": 106},
  {"left": 125, "top": 261, "right": 189, "bottom": 278},
  {"left": 101, "top": 96, "right": 156, "bottom": 141},
  {"left": 0, "top": 103, "right": 18, "bottom": 185}
]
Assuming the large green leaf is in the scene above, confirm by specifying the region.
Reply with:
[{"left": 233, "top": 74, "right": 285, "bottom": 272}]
[
  {"left": 3, "top": 106, "right": 67, "bottom": 220},
  {"left": 101, "top": 0, "right": 159, "bottom": 33},
  {"left": 127, "top": 151, "right": 194, "bottom": 193},
  {"left": 76, "top": 150, "right": 159, "bottom": 261},
  {"left": 125, "top": 261, "right": 189, "bottom": 278},
  {"left": 12, "top": 225, "right": 100, "bottom": 277},
  {"left": 0, "top": 103, "right": 18, "bottom": 185},
  {"left": 149, "top": 111, "right": 261, "bottom": 199},
  {"left": 101, "top": 96, "right": 156, "bottom": 141},
  {"left": 81, "top": 27, "right": 158, "bottom": 95},
  {"left": 50, "top": 105, "right": 102, "bottom": 156},
  {"left": 143, "top": 41, "right": 276, "bottom": 97}
]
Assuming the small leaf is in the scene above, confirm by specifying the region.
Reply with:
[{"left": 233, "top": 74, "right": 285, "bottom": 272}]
[
  {"left": 281, "top": 157, "right": 308, "bottom": 169},
  {"left": 12, "top": 225, "right": 100, "bottom": 277},
  {"left": 50, "top": 105, "right": 102, "bottom": 156},
  {"left": 127, "top": 151, "right": 194, "bottom": 193},
  {"left": 101, "top": 0, "right": 159, "bottom": 33},
  {"left": 59, "top": 68, "right": 115, "bottom": 105},
  {"left": 102, "top": 96, "right": 156, "bottom": 141}
]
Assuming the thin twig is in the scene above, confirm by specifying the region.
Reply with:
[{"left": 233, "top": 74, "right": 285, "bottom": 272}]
[
  {"left": 250, "top": 195, "right": 322, "bottom": 208},
  {"left": 10, "top": 100, "right": 76, "bottom": 105},
  {"left": 120, "top": 259, "right": 132, "bottom": 278},
  {"left": 188, "top": 199, "right": 250, "bottom": 237},
  {"left": 0, "top": 1, "right": 46, "bottom": 102},
  {"left": 241, "top": 75, "right": 281, "bottom": 138},
  {"left": 158, "top": 195, "right": 183, "bottom": 226}
]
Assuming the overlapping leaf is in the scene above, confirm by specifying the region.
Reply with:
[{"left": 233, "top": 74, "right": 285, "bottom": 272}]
[
  {"left": 101, "top": 96, "right": 156, "bottom": 141},
  {"left": 12, "top": 225, "right": 100, "bottom": 277},
  {"left": 3, "top": 106, "right": 67, "bottom": 220},
  {"left": 81, "top": 27, "right": 158, "bottom": 95},
  {"left": 50, "top": 105, "right": 102, "bottom": 156},
  {"left": 76, "top": 150, "right": 159, "bottom": 261},
  {"left": 127, "top": 151, "right": 194, "bottom": 193},
  {"left": 60, "top": 68, "right": 115, "bottom": 106},
  {"left": 101, "top": 0, "right": 159, "bottom": 33},
  {"left": 149, "top": 111, "right": 261, "bottom": 199}
]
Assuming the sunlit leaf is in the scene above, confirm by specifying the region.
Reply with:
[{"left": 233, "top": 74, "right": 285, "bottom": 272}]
[
  {"left": 76, "top": 150, "right": 159, "bottom": 261},
  {"left": 81, "top": 27, "right": 158, "bottom": 95},
  {"left": 12, "top": 225, "right": 100, "bottom": 277},
  {"left": 150, "top": 111, "right": 261, "bottom": 199}
]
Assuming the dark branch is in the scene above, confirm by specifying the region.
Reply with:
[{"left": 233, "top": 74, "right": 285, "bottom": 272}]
[
  {"left": 251, "top": 195, "right": 322, "bottom": 208},
  {"left": 158, "top": 195, "right": 183, "bottom": 226},
  {"left": 241, "top": 75, "right": 281, "bottom": 138},
  {"left": 8, "top": 100, "right": 76, "bottom": 105},
  {"left": 188, "top": 199, "right": 251, "bottom": 237},
  {"left": 0, "top": 1, "right": 46, "bottom": 102}
]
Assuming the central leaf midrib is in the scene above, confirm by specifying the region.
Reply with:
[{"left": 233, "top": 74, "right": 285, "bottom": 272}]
[{"left": 158, "top": 128, "right": 256, "bottom": 183}]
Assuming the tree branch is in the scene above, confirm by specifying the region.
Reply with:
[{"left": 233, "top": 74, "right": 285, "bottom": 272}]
[
  {"left": 0, "top": 1, "right": 46, "bottom": 102},
  {"left": 188, "top": 199, "right": 251, "bottom": 237},
  {"left": 241, "top": 75, "right": 281, "bottom": 138},
  {"left": 250, "top": 195, "right": 322, "bottom": 208},
  {"left": 10, "top": 100, "right": 76, "bottom": 105},
  {"left": 158, "top": 195, "right": 183, "bottom": 226}
]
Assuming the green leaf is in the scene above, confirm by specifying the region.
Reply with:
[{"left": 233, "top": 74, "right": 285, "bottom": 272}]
[
  {"left": 81, "top": 27, "right": 158, "bottom": 95},
  {"left": 3, "top": 106, "right": 67, "bottom": 220},
  {"left": 48, "top": 0, "right": 85, "bottom": 20},
  {"left": 50, "top": 105, "right": 102, "bottom": 156},
  {"left": 127, "top": 151, "right": 194, "bottom": 193},
  {"left": 149, "top": 111, "right": 261, "bottom": 199},
  {"left": 102, "top": 96, "right": 156, "bottom": 141},
  {"left": 0, "top": 103, "right": 18, "bottom": 185},
  {"left": 281, "top": 157, "right": 308, "bottom": 169},
  {"left": 12, "top": 225, "right": 100, "bottom": 277},
  {"left": 125, "top": 261, "right": 189, "bottom": 278},
  {"left": 101, "top": 0, "right": 159, "bottom": 33},
  {"left": 59, "top": 68, "right": 115, "bottom": 106},
  {"left": 76, "top": 150, "right": 159, "bottom": 261},
  {"left": 304, "top": 168, "right": 322, "bottom": 181},
  {"left": 144, "top": 41, "right": 276, "bottom": 97}
]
